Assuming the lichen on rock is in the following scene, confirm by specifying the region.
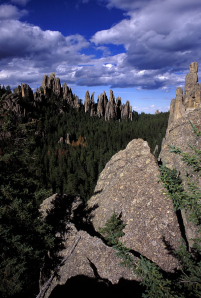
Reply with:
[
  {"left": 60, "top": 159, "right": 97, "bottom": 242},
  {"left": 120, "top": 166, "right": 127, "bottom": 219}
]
[{"left": 88, "top": 138, "right": 181, "bottom": 272}]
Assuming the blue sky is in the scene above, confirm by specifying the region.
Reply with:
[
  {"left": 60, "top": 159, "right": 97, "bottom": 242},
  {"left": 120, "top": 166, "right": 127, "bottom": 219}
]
[{"left": 0, "top": 0, "right": 201, "bottom": 113}]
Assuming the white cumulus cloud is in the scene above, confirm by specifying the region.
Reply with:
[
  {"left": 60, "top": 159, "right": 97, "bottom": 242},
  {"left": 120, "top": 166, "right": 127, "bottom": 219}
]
[{"left": 0, "top": 4, "right": 27, "bottom": 20}]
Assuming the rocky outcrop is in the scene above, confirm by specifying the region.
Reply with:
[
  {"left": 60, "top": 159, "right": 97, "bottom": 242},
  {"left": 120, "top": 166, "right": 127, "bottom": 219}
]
[
  {"left": 105, "top": 90, "right": 117, "bottom": 120},
  {"left": 168, "top": 62, "right": 201, "bottom": 124},
  {"left": 97, "top": 91, "right": 108, "bottom": 117},
  {"left": 41, "top": 73, "right": 81, "bottom": 109},
  {"left": 42, "top": 73, "right": 62, "bottom": 97},
  {"left": 39, "top": 195, "right": 135, "bottom": 298},
  {"left": 63, "top": 82, "right": 77, "bottom": 108},
  {"left": 1, "top": 73, "right": 133, "bottom": 121},
  {"left": 84, "top": 91, "right": 91, "bottom": 113},
  {"left": 41, "top": 226, "right": 135, "bottom": 298},
  {"left": 1, "top": 81, "right": 35, "bottom": 118},
  {"left": 90, "top": 92, "right": 96, "bottom": 117},
  {"left": 121, "top": 100, "right": 133, "bottom": 120},
  {"left": 88, "top": 139, "right": 181, "bottom": 272},
  {"left": 21, "top": 83, "right": 34, "bottom": 99},
  {"left": 159, "top": 62, "right": 201, "bottom": 249},
  {"left": 84, "top": 89, "right": 133, "bottom": 121}
]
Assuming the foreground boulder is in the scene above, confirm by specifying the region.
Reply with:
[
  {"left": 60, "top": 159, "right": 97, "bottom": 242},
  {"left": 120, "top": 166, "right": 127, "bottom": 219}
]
[
  {"left": 88, "top": 139, "right": 181, "bottom": 272},
  {"left": 38, "top": 195, "right": 135, "bottom": 298},
  {"left": 41, "top": 226, "right": 136, "bottom": 298}
]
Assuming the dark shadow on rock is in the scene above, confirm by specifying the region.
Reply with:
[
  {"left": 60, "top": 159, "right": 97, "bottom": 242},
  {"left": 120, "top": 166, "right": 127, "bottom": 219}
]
[
  {"left": 162, "top": 236, "right": 178, "bottom": 259},
  {"left": 41, "top": 195, "right": 106, "bottom": 285},
  {"left": 175, "top": 210, "right": 189, "bottom": 250},
  {"left": 93, "top": 189, "right": 103, "bottom": 196},
  {"left": 129, "top": 249, "right": 143, "bottom": 259},
  {"left": 41, "top": 194, "right": 82, "bottom": 283},
  {"left": 161, "top": 236, "right": 184, "bottom": 280},
  {"left": 49, "top": 275, "right": 144, "bottom": 298},
  {"left": 72, "top": 201, "right": 107, "bottom": 242}
]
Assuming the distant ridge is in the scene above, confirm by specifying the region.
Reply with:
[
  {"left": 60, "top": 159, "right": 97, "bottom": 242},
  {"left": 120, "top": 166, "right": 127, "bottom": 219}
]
[{"left": 1, "top": 73, "right": 133, "bottom": 121}]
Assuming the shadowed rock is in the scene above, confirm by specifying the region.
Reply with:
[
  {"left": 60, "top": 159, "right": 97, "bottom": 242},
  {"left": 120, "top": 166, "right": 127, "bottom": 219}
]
[{"left": 39, "top": 195, "right": 135, "bottom": 298}]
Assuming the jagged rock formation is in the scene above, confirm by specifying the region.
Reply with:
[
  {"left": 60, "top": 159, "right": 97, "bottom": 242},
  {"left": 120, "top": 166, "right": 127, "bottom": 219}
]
[
  {"left": 1, "top": 73, "right": 81, "bottom": 118},
  {"left": 105, "top": 90, "right": 117, "bottom": 120},
  {"left": 84, "top": 89, "right": 133, "bottom": 121},
  {"left": 97, "top": 91, "right": 108, "bottom": 117},
  {"left": 42, "top": 73, "right": 81, "bottom": 109},
  {"left": 121, "top": 100, "right": 133, "bottom": 120},
  {"left": 169, "top": 62, "right": 201, "bottom": 124},
  {"left": 21, "top": 83, "right": 34, "bottom": 99},
  {"left": 88, "top": 139, "right": 181, "bottom": 272},
  {"left": 62, "top": 82, "right": 79, "bottom": 108},
  {"left": 84, "top": 90, "right": 91, "bottom": 113},
  {"left": 42, "top": 73, "right": 62, "bottom": 97},
  {"left": 1, "top": 84, "right": 33, "bottom": 117},
  {"left": 159, "top": 62, "right": 201, "bottom": 248},
  {"left": 1, "top": 74, "right": 133, "bottom": 121}
]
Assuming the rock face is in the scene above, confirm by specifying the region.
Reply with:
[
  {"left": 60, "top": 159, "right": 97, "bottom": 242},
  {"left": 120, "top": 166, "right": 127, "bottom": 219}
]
[
  {"left": 88, "top": 139, "right": 181, "bottom": 272},
  {"left": 169, "top": 62, "right": 201, "bottom": 124},
  {"left": 159, "top": 62, "right": 201, "bottom": 248},
  {"left": 42, "top": 226, "right": 135, "bottom": 298},
  {"left": 97, "top": 91, "right": 108, "bottom": 117},
  {"left": 39, "top": 195, "right": 135, "bottom": 298}
]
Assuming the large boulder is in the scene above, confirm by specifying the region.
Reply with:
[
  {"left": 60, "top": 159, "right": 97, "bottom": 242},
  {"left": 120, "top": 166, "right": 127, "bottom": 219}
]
[
  {"left": 41, "top": 226, "right": 135, "bottom": 298},
  {"left": 39, "top": 195, "right": 135, "bottom": 298},
  {"left": 88, "top": 139, "right": 181, "bottom": 272}
]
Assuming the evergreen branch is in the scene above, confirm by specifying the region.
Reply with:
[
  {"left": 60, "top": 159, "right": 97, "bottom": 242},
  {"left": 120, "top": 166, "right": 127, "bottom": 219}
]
[
  {"left": 190, "top": 121, "right": 201, "bottom": 137},
  {"left": 36, "top": 235, "right": 81, "bottom": 298}
]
